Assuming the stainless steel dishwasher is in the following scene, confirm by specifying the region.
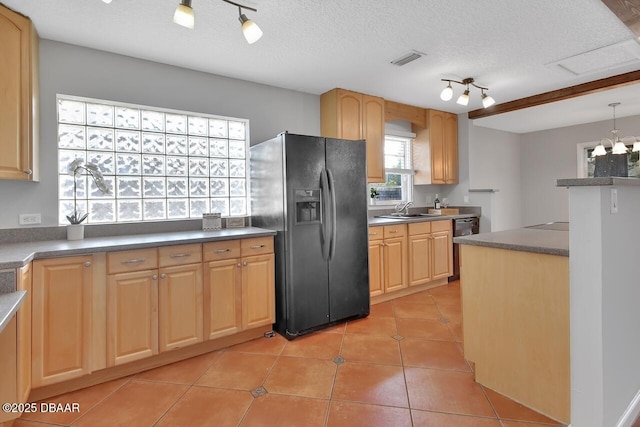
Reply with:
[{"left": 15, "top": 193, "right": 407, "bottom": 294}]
[{"left": 450, "top": 217, "right": 479, "bottom": 281}]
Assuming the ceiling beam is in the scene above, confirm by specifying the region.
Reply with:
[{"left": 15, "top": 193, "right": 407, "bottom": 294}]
[
  {"left": 601, "top": 0, "right": 640, "bottom": 39},
  {"left": 467, "top": 69, "right": 640, "bottom": 120}
]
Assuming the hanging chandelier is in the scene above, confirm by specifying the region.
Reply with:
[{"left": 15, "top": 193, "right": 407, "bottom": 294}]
[{"left": 592, "top": 103, "right": 640, "bottom": 157}]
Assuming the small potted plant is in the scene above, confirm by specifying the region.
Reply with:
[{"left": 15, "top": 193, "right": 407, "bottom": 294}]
[
  {"left": 369, "top": 187, "right": 380, "bottom": 206},
  {"left": 66, "top": 158, "right": 110, "bottom": 240}
]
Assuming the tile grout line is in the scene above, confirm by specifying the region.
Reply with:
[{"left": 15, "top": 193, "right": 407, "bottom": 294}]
[
  {"left": 393, "top": 297, "right": 417, "bottom": 427},
  {"left": 322, "top": 321, "right": 348, "bottom": 427},
  {"left": 149, "top": 382, "right": 191, "bottom": 427}
]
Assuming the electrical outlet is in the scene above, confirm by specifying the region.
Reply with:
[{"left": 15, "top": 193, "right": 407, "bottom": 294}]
[
  {"left": 464, "top": 195, "right": 470, "bottom": 204},
  {"left": 19, "top": 213, "right": 41, "bottom": 225},
  {"left": 610, "top": 188, "right": 618, "bottom": 214}
]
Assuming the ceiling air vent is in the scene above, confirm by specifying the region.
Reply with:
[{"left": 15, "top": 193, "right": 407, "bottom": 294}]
[{"left": 390, "top": 50, "right": 426, "bottom": 66}]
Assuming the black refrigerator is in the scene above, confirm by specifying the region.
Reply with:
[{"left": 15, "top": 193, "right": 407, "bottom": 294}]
[{"left": 250, "top": 133, "right": 370, "bottom": 339}]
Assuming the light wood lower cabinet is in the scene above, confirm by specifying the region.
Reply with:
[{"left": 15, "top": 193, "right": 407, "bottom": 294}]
[
  {"left": 242, "top": 254, "right": 275, "bottom": 330},
  {"left": 158, "top": 263, "right": 203, "bottom": 351},
  {"left": 32, "top": 256, "right": 93, "bottom": 387},
  {"left": 107, "top": 269, "right": 158, "bottom": 366},
  {"left": 368, "top": 225, "right": 408, "bottom": 297},
  {"left": 370, "top": 221, "right": 453, "bottom": 299},
  {"left": 0, "top": 316, "right": 17, "bottom": 424},
  {"left": 203, "top": 237, "right": 275, "bottom": 339},
  {"left": 17, "top": 263, "right": 32, "bottom": 402}
]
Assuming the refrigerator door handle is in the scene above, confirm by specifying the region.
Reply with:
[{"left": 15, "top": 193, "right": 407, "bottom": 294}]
[
  {"left": 327, "top": 168, "right": 338, "bottom": 260},
  {"left": 320, "top": 168, "right": 331, "bottom": 261}
]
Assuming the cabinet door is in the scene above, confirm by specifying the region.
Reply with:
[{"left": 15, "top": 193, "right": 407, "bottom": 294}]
[
  {"left": 429, "top": 110, "right": 446, "bottom": 184},
  {"left": 368, "top": 240, "right": 384, "bottom": 297},
  {"left": 337, "top": 90, "right": 363, "bottom": 141},
  {"left": 32, "top": 256, "right": 92, "bottom": 387},
  {"left": 409, "top": 234, "right": 432, "bottom": 286},
  {"left": 431, "top": 231, "right": 453, "bottom": 279},
  {"left": 384, "top": 236, "right": 407, "bottom": 293},
  {"left": 17, "top": 263, "right": 31, "bottom": 402},
  {"left": 107, "top": 270, "right": 158, "bottom": 366},
  {"left": 362, "top": 95, "right": 385, "bottom": 182},
  {"left": 204, "top": 258, "right": 241, "bottom": 340},
  {"left": 444, "top": 112, "right": 459, "bottom": 183},
  {"left": 158, "top": 263, "right": 203, "bottom": 352},
  {"left": 0, "top": 5, "right": 37, "bottom": 181},
  {"left": 0, "top": 316, "right": 17, "bottom": 424},
  {"left": 242, "top": 254, "right": 275, "bottom": 330}
]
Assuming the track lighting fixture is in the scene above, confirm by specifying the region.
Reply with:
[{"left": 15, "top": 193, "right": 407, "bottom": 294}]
[
  {"left": 440, "top": 78, "right": 495, "bottom": 109},
  {"left": 592, "top": 102, "right": 639, "bottom": 157},
  {"left": 171, "top": 0, "right": 263, "bottom": 44},
  {"left": 102, "top": 0, "right": 112, "bottom": 3}
]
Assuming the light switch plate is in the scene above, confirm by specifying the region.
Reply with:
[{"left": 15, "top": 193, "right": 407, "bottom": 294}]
[{"left": 610, "top": 188, "right": 618, "bottom": 214}]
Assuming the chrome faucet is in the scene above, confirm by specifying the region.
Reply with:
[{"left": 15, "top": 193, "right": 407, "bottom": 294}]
[{"left": 394, "top": 201, "right": 414, "bottom": 215}]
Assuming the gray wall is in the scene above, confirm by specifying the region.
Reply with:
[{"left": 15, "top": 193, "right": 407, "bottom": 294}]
[
  {"left": 521, "top": 115, "right": 640, "bottom": 226},
  {"left": 0, "top": 40, "right": 320, "bottom": 228}
]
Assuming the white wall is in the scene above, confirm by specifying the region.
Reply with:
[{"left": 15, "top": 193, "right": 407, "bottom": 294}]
[
  {"left": 0, "top": 40, "right": 320, "bottom": 229},
  {"left": 520, "top": 115, "right": 640, "bottom": 226},
  {"left": 568, "top": 183, "right": 640, "bottom": 427}
]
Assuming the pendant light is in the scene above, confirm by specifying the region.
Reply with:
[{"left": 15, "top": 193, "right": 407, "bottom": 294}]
[
  {"left": 441, "top": 77, "right": 495, "bottom": 108},
  {"left": 592, "top": 103, "right": 632, "bottom": 157}
]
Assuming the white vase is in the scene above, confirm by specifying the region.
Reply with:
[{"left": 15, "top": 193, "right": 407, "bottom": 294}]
[{"left": 67, "top": 224, "right": 85, "bottom": 241}]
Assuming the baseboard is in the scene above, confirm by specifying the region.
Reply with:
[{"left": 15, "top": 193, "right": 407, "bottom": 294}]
[{"left": 617, "top": 388, "right": 640, "bottom": 427}]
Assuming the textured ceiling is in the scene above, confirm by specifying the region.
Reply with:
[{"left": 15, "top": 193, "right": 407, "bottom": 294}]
[{"left": 3, "top": 0, "right": 640, "bottom": 133}]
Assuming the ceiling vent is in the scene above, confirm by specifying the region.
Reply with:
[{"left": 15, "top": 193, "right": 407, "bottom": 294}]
[
  {"left": 390, "top": 50, "right": 426, "bottom": 66},
  {"left": 547, "top": 39, "right": 640, "bottom": 76}
]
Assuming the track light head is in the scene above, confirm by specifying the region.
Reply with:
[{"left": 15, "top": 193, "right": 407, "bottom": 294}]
[
  {"left": 440, "top": 82, "right": 453, "bottom": 101},
  {"left": 174, "top": 0, "right": 194, "bottom": 29},
  {"left": 102, "top": 0, "right": 113, "bottom": 3},
  {"left": 239, "top": 12, "right": 263, "bottom": 44},
  {"left": 481, "top": 91, "right": 495, "bottom": 108},
  {"left": 456, "top": 89, "right": 470, "bottom": 106}
]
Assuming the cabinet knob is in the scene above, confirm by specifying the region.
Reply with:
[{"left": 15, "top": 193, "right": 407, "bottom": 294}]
[
  {"left": 24, "top": 169, "right": 32, "bottom": 175},
  {"left": 237, "top": 263, "right": 241, "bottom": 268},
  {"left": 152, "top": 274, "right": 158, "bottom": 280},
  {"left": 84, "top": 261, "right": 92, "bottom": 267},
  {"left": 243, "top": 261, "right": 248, "bottom": 267},
  {"left": 160, "top": 273, "right": 167, "bottom": 279}
]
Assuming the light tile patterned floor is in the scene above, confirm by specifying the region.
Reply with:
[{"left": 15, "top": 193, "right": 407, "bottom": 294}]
[{"left": 17, "top": 281, "right": 566, "bottom": 427}]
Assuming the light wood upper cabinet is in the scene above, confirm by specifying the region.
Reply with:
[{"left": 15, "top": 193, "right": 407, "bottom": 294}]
[
  {"left": 0, "top": 4, "right": 39, "bottom": 181},
  {"left": 384, "top": 100, "right": 426, "bottom": 128},
  {"left": 321, "top": 88, "right": 385, "bottom": 183},
  {"left": 413, "top": 109, "right": 458, "bottom": 185},
  {"left": 32, "top": 256, "right": 93, "bottom": 387}
]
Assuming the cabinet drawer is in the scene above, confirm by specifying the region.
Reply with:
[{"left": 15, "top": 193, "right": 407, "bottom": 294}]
[
  {"left": 368, "top": 226, "right": 383, "bottom": 240},
  {"left": 431, "top": 220, "right": 452, "bottom": 233},
  {"left": 383, "top": 224, "right": 406, "bottom": 239},
  {"left": 203, "top": 240, "right": 241, "bottom": 261},
  {"left": 108, "top": 248, "right": 158, "bottom": 274},
  {"left": 408, "top": 222, "right": 431, "bottom": 236},
  {"left": 241, "top": 237, "right": 274, "bottom": 256},
  {"left": 159, "top": 243, "right": 202, "bottom": 267}
]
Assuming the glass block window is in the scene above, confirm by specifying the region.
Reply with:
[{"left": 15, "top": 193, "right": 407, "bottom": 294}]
[{"left": 57, "top": 95, "right": 250, "bottom": 224}]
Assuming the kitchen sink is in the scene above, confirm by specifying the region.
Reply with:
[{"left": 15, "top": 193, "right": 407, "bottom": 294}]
[{"left": 375, "top": 213, "right": 442, "bottom": 219}]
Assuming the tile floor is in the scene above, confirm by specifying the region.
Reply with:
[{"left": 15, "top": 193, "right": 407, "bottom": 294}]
[{"left": 17, "top": 281, "right": 566, "bottom": 427}]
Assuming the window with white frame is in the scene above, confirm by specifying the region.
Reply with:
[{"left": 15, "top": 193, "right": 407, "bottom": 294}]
[
  {"left": 369, "top": 135, "right": 413, "bottom": 204},
  {"left": 57, "top": 95, "right": 250, "bottom": 224}
]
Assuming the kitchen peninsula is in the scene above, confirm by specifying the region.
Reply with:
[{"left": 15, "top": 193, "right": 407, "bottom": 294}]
[{"left": 454, "top": 224, "right": 570, "bottom": 424}]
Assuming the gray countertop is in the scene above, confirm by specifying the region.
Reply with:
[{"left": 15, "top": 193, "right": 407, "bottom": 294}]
[
  {"left": 557, "top": 177, "right": 640, "bottom": 187},
  {"left": 454, "top": 227, "right": 569, "bottom": 256},
  {"left": 368, "top": 213, "right": 478, "bottom": 226},
  {"left": 0, "top": 227, "right": 276, "bottom": 270},
  {"left": 0, "top": 291, "right": 26, "bottom": 334}
]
